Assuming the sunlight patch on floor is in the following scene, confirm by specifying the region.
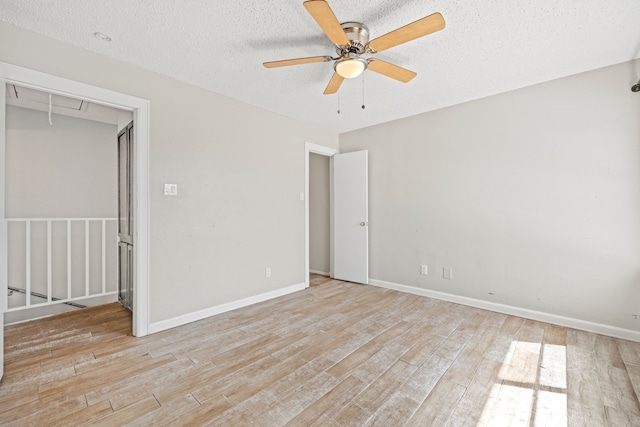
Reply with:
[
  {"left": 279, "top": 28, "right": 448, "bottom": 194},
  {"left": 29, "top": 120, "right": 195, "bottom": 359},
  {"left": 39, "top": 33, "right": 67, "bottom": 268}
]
[
  {"left": 533, "top": 390, "right": 567, "bottom": 426},
  {"left": 539, "top": 344, "right": 567, "bottom": 389},
  {"left": 478, "top": 341, "right": 568, "bottom": 426}
]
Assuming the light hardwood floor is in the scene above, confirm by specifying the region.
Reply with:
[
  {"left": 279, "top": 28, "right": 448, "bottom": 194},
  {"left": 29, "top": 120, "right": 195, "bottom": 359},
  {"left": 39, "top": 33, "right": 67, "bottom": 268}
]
[{"left": 2, "top": 274, "right": 639, "bottom": 426}]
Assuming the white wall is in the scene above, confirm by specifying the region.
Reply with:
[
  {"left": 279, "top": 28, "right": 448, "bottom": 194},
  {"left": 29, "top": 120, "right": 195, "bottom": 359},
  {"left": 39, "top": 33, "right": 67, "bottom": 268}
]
[
  {"left": 309, "top": 153, "right": 330, "bottom": 274},
  {"left": 5, "top": 106, "right": 118, "bottom": 322},
  {"left": 0, "top": 23, "right": 338, "bottom": 326},
  {"left": 340, "top": 59, "right": 640, "bottom": 333}
]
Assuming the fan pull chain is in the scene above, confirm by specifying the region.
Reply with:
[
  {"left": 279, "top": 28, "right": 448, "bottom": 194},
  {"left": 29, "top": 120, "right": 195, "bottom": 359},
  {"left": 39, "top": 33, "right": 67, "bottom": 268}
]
[
  {"left": 362, "top": 74, "right": 366, "bottom": 110},
  {"left": 337, "top": 91, "right": 340, "bottom": 114}
]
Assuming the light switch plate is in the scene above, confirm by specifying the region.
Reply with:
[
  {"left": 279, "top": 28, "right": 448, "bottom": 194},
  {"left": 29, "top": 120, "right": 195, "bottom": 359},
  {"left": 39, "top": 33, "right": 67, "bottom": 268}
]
[{"left": 164, "top": 183, "right": 178, "bottom": 196}]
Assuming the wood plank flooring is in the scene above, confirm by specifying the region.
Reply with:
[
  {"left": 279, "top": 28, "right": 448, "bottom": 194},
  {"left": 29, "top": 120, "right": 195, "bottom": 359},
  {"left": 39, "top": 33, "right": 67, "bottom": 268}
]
[{"left": 2, "top": 274, "right": 639, "bottom": 426}]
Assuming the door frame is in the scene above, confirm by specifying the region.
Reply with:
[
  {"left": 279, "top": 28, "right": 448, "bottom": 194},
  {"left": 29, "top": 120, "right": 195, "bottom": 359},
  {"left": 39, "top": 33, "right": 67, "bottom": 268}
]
[
  {"left": 304, "top": 142, "right": 339, "bottom": 287},
  {"left": 0, "top": 61, "right": 150, "bottom": 337},
  {"left": 0, "top": 80, "right": 5, "bottom": 378}
]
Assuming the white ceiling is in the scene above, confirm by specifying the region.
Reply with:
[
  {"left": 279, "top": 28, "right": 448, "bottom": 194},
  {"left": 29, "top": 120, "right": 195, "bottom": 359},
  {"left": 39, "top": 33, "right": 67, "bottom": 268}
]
[{"left": 2, "top": 0, "right": 640, "bottom": 133}]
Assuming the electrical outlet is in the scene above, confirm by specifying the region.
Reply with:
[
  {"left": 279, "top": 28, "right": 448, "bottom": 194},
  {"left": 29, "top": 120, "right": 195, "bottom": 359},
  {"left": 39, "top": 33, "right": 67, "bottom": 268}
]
[
  {"left": 443, "top": 267, "right": 453, "bottom": 280},
  {"left": 265, "top": 267, "right": 271, "bottom": 278},
  {"left": 420, "top": 265, "right": 428, "bottom": 275}
]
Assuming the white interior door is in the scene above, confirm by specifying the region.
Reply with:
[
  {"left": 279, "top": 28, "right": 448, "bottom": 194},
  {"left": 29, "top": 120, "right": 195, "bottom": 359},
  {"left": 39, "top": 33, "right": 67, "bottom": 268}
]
[{"left": 333, "top": 150, "right": 369, "bottom": 284}]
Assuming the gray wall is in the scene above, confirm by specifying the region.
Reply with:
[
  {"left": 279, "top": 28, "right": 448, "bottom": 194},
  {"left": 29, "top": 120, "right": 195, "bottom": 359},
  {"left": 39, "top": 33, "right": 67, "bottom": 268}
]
[
  {"left": 340, "top": 59, "right": 640, "bottom": 331},
  {"left": 4, "top": 22, "right": 638, "bottom": 335},
  {"left": 0, "top": 23, "right": 338, "bottom": 324},
  {"left": 6, "top": 106, "right": 117, "bottom": 218},
  {"left": 309, "top": 153, "right": 330, "bottom": 274}
]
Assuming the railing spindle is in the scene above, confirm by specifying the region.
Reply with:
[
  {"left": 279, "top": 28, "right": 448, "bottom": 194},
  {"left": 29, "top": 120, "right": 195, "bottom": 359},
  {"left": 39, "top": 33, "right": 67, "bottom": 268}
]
[
  {"left": 85, "top": 220, "right": 90, "bottom": 297},
  {"left": 67, "top": 219, "right": 71, "bottom": 300},
  {"left": 47, "top": 219, "right": 52, "bottom": 303},
  {"left": 26, "top": 220, "right": 31, "bottom": 307},
  {"left": 102, "top": 220, "right": 106, "bottom": 294}
]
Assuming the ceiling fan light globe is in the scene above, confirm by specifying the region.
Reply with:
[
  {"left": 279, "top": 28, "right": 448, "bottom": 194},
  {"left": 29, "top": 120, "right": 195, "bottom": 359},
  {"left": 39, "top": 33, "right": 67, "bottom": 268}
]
[{"left": 335, "top": 58, "right": 367, "bottom": 79}]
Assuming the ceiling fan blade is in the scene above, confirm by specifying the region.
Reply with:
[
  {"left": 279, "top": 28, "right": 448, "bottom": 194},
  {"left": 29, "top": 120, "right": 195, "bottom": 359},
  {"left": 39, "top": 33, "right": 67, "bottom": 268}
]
[
  {"left": 369, "top": 12, "right": 445, "bottom": 52},
  {"left": 323, "top": 72, "right": 344, "bottom": 94},
  {"left": 303, "top": 0, "right": 350, "bottom": 46},
  {"left": 367, "top": 59, "right": 416, "bottom": 83},
  {"left": 263, "top": 56, "right": 331, "bottom": 68}
]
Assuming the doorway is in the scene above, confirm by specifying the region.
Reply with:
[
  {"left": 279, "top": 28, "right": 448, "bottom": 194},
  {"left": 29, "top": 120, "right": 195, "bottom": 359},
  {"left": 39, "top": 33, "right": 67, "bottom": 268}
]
[
  {"left": 304, "top": 142, "right": 370, "bottom": 287},
  {"left": 0, "top": 61, "right": 150, "bottom": 338},
  {"left": 304, "top": 143, "right": 338, "bottom": 287},
  {"left": 309, "top": 152, "right": 331, "bottom": 276},
  {"left": 4, "top": 85, "right": 127, "bottom": 323}
]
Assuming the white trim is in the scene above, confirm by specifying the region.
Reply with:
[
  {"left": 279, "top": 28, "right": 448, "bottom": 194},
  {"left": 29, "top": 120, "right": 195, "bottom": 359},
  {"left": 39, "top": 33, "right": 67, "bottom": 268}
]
[
  {"left": 132, "top": 99, "right": 151, "bottom": 337},
  {"left": 370, "top": 278, "right": 640, "bottom": 342},
  {"left": 0, "top": 82, "right": 5, "bottom": 379},
  {"left": 304, "top": 142, "right": 339, "bottom": 288},
  {"left": 0, "top": 61, "right": 150, "bottom": 337},
  {"left": 309, "top": 269, "right": 330, "bottom": 276},
  {"left": 148, "top": 282, "right": 306, "bottom": 334}
]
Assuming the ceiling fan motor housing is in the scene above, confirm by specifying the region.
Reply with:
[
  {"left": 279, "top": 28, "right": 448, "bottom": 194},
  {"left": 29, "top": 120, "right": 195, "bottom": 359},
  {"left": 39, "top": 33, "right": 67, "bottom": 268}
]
[{"left": 339, "top": 22, "right": 369, "bottom": 55}]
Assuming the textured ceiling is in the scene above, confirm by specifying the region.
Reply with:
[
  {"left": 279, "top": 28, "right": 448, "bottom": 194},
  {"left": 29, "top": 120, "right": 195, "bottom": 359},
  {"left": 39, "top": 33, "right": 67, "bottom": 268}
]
[{"left": 2, "top": 0, "right": 640, "bottom": 133}]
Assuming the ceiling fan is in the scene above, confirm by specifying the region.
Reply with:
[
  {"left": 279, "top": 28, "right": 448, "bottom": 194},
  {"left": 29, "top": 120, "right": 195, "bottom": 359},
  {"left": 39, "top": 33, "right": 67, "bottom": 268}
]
[{"left": 263, "top": 0, "right": 445, "bottom": 95}]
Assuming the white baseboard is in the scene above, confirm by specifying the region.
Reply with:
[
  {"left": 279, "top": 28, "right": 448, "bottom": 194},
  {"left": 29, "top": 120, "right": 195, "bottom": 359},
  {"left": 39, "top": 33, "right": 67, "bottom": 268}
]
[
  {"left": 370, "top": 278, "right": 640, "bottom": 342},
  {"left": 309, "top": 269, "right": 330, "bottom": 276},
  {"left": 148, "top": 282, "right": 307, "bottom": 334}
]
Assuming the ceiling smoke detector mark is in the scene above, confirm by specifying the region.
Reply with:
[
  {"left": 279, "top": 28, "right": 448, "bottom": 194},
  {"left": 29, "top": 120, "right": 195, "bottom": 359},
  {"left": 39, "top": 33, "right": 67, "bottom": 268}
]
[{"left": 94, "top": 31, "right": 112, "bottom": 42}]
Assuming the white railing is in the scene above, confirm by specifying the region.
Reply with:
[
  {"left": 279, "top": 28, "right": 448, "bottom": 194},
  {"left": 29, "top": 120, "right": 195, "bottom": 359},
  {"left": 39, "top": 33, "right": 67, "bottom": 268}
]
[{"left": 5, "top": 217, "right": 118, "bottom": 312}]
